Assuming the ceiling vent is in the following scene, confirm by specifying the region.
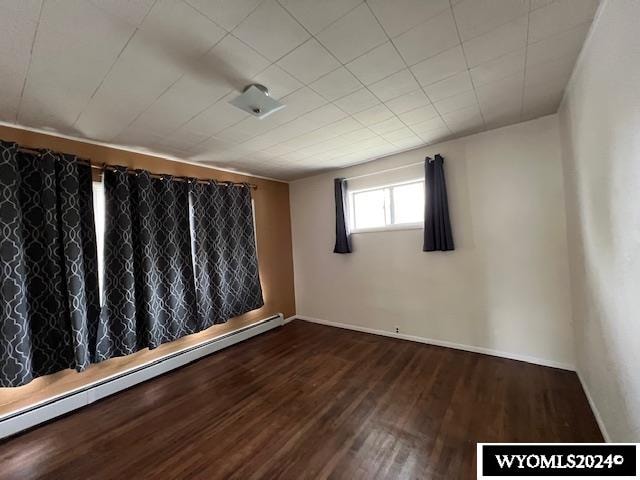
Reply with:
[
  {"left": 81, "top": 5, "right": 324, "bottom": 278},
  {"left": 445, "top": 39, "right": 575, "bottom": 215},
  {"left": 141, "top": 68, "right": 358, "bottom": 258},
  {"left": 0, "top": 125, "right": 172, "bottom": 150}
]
[{"left": 229, "top": 84, "right": 285, "bottom": 119}]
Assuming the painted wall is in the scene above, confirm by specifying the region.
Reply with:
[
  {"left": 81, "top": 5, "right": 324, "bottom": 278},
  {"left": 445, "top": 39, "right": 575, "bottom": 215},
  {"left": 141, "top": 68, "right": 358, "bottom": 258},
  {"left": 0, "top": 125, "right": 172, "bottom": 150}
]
[
  {"left": 0, "top": 124, "right": 295, "bottom": 415},
  {"left": 290, "top": 115, "right": 575, "bottom": 368},
  {"left": 558, "top": 0, "right": 640, "bottom": 441}
]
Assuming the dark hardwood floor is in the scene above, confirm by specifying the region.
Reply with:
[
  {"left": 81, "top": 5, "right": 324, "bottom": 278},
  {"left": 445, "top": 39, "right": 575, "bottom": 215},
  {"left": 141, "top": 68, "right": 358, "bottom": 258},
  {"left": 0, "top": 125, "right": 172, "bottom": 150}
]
[{"left": 0, "top": 320, "right": 602, "bottom": 479}]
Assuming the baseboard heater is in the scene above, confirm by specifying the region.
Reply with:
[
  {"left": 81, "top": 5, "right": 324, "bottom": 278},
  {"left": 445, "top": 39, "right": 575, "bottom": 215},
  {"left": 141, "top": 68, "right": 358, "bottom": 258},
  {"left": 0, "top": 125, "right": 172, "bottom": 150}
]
[{"left": 0, "top": 313, "right": 284, "bottom": 440}]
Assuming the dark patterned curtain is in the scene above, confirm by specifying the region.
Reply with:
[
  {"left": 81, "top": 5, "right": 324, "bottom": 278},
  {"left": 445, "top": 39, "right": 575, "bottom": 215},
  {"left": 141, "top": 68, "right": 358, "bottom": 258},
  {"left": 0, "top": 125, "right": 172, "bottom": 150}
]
[
  {"left": 333, "top": 178, "right": 351, "bottom": 254},
  {"left": 190, "top": 182, "right": 263, "bottom": 329},
  {"left": 0, "top": 141, "right": 100, "bottom": 387},
  {"left": 96, "top": 169, "right": 199, "bottom": 361},
  {"left": 423, "top": 154, "right": 455, "bottom": 252}
]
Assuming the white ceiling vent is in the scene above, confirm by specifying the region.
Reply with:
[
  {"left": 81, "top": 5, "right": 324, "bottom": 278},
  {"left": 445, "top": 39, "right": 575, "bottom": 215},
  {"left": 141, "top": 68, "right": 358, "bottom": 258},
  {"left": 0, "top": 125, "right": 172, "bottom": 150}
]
[{"left": 229, "top": 84, "right": 286, "bottom": 119}]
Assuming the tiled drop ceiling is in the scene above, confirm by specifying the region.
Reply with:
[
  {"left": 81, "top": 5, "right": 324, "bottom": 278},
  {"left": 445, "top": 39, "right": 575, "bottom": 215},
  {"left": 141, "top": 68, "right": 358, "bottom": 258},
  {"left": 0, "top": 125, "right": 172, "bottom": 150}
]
[{"left": 0, "top": 0, "right": 599, "bottom": 180}]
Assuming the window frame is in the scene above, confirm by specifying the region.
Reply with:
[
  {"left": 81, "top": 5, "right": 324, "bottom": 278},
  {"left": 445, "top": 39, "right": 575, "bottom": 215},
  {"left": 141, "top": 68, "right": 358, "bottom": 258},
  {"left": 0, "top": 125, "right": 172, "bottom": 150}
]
[{"left": 348, "top": 178, "right": 425, "bottom": 234}]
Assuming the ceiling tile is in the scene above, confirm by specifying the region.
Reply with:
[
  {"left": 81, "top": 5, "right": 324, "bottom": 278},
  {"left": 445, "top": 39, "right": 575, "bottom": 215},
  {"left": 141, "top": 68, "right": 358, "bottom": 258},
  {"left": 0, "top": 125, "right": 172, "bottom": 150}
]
[
  {"left": 310, "top": 67, "right": 361, "bottom": 101},
  {"left": 278, "top": 0, "right": 361, "bottom": 34},
  {"left": 418, "top": 126, "right": 450, "bottom": 144},
  {"left": 352, "top": 104, "right": 394, "bottom": 125},
  {"left": 205, "top": 34, "right": 271, "bottom": 89},
  {"left": 475, "top": 71, "right": 524, "bottom": 106},
  {"left": 442, "top": 104, "right": 484, "bottom": 131},
  {"left": 298, "top": 139, "right": 344, "bottom": 157},
  {"left": 411, "top": 116, "right": 448, "bottom": 134},
  {"left": 522, "top": 80, "right": 564, "bottom": 118},
  {"left": 317, "top": 116, "right": 362, "bottom": 136},
  {"left": 526, "top": 22, "right": 591, "bottom": 68},
  {"left": 382, "top": 126, "right": 419, "bottom": 142},
  {"left": 368, "top": 69, "right": 419, "bottom": 102},
  {"left": 181, "top": 93, "right": 248, "bottom": 135},
  {"left": 337, "top": 127, "right": 376, "bottom": 142},
  {"left": 397, "top": 104, "right": 439, "bottom": 125},
  {"left": 112, "top": 124, "right": 167, "bottom": 148},
  {"left": 530, "top": 0, "right": 554, "bottom": 10},
  {"left": 368, "top": 0, "right": 450, "bottom": 37},
  {"left": 469, "top": 49, "right": 525, "bottom": 86},
  {"left": 301, "top": 103, "right": 348, "bottom": 128},
  {"left": 88, "top": 0, "right": 155, "bottom": 26},
  {"left": 463, "top": 16, "right": 528, "bottom": 67},
  {"left": 528, "top": 0, "right": 598, "bottom": 43},
  {"left": 424, "top": 71, "right": 473, "bottom": 101},
  {"left": 369, "top": 117, "right": 406, "bottom": 135},
  {"left": 233, "top": 0, "right": 309, "bottom": 61},
  {"left": 76, "top": 1, "right": 231, "bottom": 137},
  {"left": 333, "top": 88, "right": 379, "bottom": 114},
  {"left": 1, "top": 0, "right": 42, "bottom": 21},
  {"left": 453, "top": 0, "right": 529, "bottom": 41},
  {"left": 316, "top": 3, "right": 387, "bottom": 63},
  {"left": 158, "top": 128, "right": 210, "bottom": 151},
  {"left": 480, "top": 96, "right": 522, "bottom": 124},
  {"left": 3, "top": 0, "right": 597, "bottom": 180},
  {"left": 17, "top": 0, "right": 134, "bottom": 128},
  {"left": 251, "top": 64, "right": 303, "bottom": 99},
  {"left": 277, "top": 38, "right": 340, "bottom": 83},
  {"left": 141, "top": 0, "right": 226, "bottom": 57},
  {"left": 215, "top": 121, "right": 260, "bottom": 142},
  {"left": 0, "top": 2, "right": 39, "bottom": 121},
  {"left": 346, "top": 42, "right": 406, "bottom": 86},
  {"left": 393, "top": 9, "right": 459, "bottom": 66},
  {"left": 384, "top": 89, "right": 430, "bottom": 115},
  {"left": 389, "top": 134, "right": 424, "bottom": 150},
  {"left": 185, "top": 0, "right": 262, "bottom": 31},
  {"left": 269, "top": 87, "right": 327, "bottom": 124},
  {"left": 187, "top": 135, "right": 241, "bottom": 156},
  {"left": 433, "top": 89, "right": 478, "bottom": 114},
  {"left": 525, "top": 55, "right": 576, "bottom": 90},
  {"left": 411, "top": 45, "right": 467, "bottom": 87},
  {"left": 131, "top": 73, "right": 231, "bottom": 135}
]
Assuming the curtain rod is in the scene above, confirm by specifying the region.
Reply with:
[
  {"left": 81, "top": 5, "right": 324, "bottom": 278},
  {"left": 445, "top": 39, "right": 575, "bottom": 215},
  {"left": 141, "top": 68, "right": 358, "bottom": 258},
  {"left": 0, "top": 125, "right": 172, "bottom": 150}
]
[
  {"left": 17, "top": 146, "right": 258, "bottom": 190},
  {"left": 343, "top": 160, "right": 425, "bottom": 181},
  {"left": 343, "top": 155, "right": 442, "bottom": 181},
  {"left": 88, "top": 163, "right": 258, "bottom": 190}
]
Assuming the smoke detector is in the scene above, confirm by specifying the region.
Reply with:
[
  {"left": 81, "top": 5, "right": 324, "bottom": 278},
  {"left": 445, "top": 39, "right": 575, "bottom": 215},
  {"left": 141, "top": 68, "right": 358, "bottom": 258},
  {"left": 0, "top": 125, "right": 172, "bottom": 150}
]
[{"left": 229, "top": 84, "right": 286, "bottom": 119}]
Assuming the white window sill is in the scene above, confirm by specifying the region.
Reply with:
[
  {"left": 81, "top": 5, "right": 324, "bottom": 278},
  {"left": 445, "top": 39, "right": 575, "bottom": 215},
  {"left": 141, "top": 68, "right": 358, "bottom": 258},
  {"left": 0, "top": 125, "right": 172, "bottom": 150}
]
[{"left": 351, "top": 223, "right": 423, "bottom": 234}]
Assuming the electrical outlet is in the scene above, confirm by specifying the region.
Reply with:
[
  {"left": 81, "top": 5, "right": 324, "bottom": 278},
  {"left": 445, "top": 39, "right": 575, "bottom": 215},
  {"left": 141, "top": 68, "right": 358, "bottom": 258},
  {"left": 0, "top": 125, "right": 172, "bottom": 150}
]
[{"left": 395, "top": 327, "right": 399, "bottom": 333}]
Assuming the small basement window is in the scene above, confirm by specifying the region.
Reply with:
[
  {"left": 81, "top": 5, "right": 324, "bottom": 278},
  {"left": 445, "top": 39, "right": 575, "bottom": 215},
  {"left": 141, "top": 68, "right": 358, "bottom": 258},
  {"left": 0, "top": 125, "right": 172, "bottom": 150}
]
[{"left": 349, "top": 179, "right": 424, "bottom": 233}]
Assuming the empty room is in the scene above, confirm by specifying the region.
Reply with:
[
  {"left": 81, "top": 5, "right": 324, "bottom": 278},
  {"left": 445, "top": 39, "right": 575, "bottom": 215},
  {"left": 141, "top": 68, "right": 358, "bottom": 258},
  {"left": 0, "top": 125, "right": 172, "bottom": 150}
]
[{"left": 0, "top": 0, "right": 638, "bottom": 478}]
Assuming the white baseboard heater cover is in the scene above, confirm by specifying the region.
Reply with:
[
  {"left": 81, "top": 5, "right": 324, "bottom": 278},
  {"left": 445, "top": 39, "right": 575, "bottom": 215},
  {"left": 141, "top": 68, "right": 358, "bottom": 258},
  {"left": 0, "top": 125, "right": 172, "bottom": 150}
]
[{"left": 0, "top": 314, "right": 284, "bottom": 439}]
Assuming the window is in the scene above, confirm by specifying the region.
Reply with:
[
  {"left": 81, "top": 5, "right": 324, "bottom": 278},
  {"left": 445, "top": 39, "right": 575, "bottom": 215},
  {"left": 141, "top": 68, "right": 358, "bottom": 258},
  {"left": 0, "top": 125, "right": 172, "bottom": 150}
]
[
  {"left": 92, "top": 181, "right": 105, "bottom": 305},
  {"left": 90, "top": 181, "right": 259, "bottom": 306},
  {"left": 349, "top": 179, "right": 424, "bottom": 233}
]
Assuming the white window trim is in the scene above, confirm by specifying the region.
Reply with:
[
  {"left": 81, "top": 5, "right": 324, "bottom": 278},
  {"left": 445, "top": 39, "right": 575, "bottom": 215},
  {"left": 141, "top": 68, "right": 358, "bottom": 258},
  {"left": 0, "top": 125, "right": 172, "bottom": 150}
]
[
  {"left": 351, "top": 223, "right": 423, "bottom": 235},
  {"left": 348, "top": 178, "right": 424, "bottom": 234}
]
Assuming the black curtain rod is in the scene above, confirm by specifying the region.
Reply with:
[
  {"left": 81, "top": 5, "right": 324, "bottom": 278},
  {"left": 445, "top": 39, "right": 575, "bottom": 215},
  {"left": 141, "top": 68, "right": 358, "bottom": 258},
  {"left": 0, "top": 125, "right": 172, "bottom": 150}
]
[{"left": 17, "top": 146, "right": 258, "bottom": 190}]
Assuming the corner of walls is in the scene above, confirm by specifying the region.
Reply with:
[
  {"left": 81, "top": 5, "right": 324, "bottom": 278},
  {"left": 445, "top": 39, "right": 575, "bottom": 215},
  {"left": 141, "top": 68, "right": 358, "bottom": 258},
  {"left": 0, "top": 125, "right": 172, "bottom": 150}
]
[
  {"left": 557, "top": 0, "right": 640, "bottom": 442},
  {"left": 290, "top": 115, "right": 575, "bottom": 370}
]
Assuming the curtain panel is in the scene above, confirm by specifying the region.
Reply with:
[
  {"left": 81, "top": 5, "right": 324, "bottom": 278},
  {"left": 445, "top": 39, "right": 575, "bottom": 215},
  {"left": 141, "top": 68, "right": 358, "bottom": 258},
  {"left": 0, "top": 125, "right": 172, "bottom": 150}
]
[
  {"left": 0, "top": 141, "right": 100, "bottom": 387},
  {"left": 333, "top": 178, "right": 351, "bottom": 253},
  {"left": 423, "top": 154, "right": 455, "bottom": 252},
  {"left": 96, "top": 169, "right": 199, "bottom": 361},
  {"left": 190, "top": 181, "right": 263, "bottom": 329}
]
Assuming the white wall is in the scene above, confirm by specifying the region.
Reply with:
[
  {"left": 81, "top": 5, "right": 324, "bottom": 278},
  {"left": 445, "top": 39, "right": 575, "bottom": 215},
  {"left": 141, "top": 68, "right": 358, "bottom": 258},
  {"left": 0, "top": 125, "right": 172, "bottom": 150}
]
[
  {"left": 558, "top": 0, "right": 640, "bottom": 441},
  {"left": 290, "top": 115, "right": 575, "bottom": 368}
]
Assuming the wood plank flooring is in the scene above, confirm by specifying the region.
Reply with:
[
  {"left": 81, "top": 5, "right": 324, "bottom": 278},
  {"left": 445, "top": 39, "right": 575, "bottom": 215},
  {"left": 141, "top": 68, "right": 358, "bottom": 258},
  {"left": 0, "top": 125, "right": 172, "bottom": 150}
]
[{"left": 0, "top": 320, "right": 602, "bottom": 479}]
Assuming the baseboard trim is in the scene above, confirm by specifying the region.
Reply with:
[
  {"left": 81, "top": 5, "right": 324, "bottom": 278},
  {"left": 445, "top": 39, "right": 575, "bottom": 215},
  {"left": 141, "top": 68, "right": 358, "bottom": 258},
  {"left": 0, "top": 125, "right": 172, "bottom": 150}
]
[
  {"left": 0, "top": 314, "right": 284, "bottom": 439},
  {"left": 283, "top": 315, "right": 296, "bottom": 324},
  {"left": 293, "top": 315, "right": 575, "bottom": 371},
  {"left": 577, "top": 370, "right": 611, "bottom": 442}
]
